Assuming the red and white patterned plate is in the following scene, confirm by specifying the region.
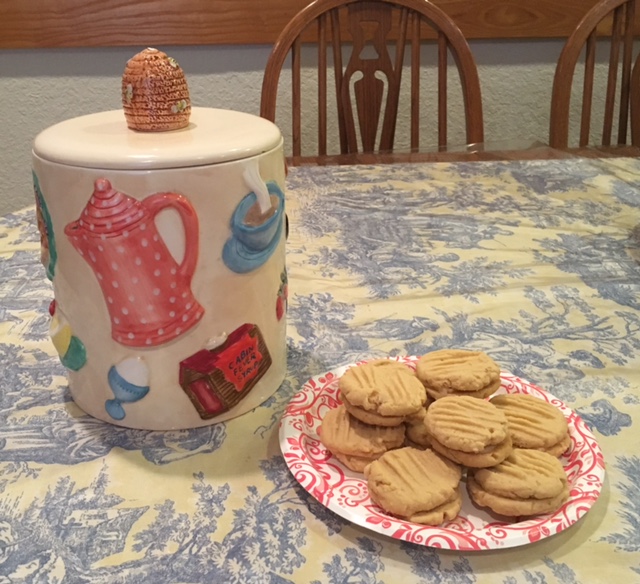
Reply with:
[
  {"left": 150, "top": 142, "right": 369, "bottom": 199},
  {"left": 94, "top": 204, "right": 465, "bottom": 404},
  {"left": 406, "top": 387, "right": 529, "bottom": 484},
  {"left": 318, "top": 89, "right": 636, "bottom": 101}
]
[{"left": 279, "top": 356, "right": 605, "bottom": 551}]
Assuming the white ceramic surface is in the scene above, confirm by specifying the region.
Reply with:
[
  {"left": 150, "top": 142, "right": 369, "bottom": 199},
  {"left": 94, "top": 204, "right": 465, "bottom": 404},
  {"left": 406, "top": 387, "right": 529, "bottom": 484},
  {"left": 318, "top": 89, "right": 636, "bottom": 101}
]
[{"left": 33, "top": 108, "right": 288, "bottom": 430}]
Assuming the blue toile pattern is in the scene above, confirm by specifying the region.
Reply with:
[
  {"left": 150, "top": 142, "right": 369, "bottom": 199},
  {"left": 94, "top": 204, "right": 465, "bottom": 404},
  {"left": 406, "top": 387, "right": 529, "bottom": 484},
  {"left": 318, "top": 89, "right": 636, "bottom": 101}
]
[{"left": 2, "top": 157, "right": 640, "bottom": 582}]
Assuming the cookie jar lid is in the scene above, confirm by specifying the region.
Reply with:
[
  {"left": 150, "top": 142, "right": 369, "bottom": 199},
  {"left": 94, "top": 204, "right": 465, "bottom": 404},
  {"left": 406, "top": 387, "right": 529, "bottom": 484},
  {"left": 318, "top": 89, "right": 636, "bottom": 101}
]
[{"left": 33, "top": 107, "right": 283, "bottom": 170}]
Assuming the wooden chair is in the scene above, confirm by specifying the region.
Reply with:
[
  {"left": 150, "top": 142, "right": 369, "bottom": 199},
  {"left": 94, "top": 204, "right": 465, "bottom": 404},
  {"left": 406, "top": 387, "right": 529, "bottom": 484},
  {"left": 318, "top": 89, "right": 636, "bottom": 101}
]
[
  {"left": 631, "top": 52, "right": 640, "bottom": 145},
  {"left": 260, "top": 0, "right": 484, "bottom": 165},
  {"left": 549, "top": 0, "right": 638, "bottom": 149}
]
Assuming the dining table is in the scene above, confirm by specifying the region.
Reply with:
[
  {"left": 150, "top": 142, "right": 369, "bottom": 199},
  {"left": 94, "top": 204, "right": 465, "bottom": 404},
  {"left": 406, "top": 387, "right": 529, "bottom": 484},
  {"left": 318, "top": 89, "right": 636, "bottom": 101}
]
[{"left": 1, "top": 151, "right": 639, "bottom": 583}]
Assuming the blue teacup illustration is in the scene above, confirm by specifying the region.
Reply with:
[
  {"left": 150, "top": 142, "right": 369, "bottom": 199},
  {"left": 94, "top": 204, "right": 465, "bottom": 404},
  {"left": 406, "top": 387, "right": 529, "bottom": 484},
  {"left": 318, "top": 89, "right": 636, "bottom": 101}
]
[
  {"left": 105, "top": 358, "right": 150, "bottom": 420},
  {"left": 223, "top": 182, "right": 285, "bottom": 273},
  {"left": 233, "top": 182, "right": 284, "bottom": 250}
]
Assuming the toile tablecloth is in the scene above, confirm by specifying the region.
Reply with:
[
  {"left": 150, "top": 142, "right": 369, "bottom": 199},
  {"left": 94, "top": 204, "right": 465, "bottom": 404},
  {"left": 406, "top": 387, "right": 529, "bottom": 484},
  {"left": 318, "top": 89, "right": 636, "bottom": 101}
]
[{"left": 1, "top": 157, "right": 639, "bottom": 583}]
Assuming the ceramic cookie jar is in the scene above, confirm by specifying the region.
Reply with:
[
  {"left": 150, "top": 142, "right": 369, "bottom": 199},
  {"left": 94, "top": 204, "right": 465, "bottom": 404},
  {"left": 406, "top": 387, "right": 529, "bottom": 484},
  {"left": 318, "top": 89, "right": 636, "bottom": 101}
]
[{"left": 32, "top": 48, "right": 288, "bottom": 430}]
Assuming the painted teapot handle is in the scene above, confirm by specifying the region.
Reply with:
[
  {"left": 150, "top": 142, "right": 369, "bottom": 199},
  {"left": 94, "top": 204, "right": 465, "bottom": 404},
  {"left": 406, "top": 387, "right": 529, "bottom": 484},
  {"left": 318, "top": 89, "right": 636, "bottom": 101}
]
[{"left": 141, "top": 193, "right": 199, "bottom": 283}]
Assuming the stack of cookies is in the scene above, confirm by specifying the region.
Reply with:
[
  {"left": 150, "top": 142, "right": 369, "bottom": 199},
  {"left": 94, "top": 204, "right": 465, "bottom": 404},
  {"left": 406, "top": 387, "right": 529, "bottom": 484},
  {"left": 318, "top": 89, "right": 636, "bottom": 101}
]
[
  {"left": 319, "top": 359, "right": 426, "bottom": 472},
  {"left": 317, "top": 350, "right": 572, "bottom": 525}
]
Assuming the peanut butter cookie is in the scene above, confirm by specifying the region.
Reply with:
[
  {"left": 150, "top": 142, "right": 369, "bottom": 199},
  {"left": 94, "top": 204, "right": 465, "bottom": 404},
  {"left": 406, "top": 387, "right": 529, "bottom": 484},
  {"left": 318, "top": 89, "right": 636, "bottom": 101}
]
[
  {"left": 339, "top": 359, "right": 426, "bottom": 425},
  {"left": 490, "top": 393, "right": 569, "bottom": 450},
  {"left": 416, "top": 349, "right": 501, "bottom": 400},
  {"left": 467, "top": 449, "right": 570, "bottom": 517},
  {"left": 365, "top": 447, "right": 462, "bottom": 524},
  {"left": 319, "top": 405, "right": 405, "bottom": 471}
]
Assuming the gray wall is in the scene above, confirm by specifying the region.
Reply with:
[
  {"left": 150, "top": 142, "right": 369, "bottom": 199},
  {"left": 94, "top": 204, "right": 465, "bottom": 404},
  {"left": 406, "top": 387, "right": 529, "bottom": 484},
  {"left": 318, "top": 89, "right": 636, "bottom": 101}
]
[{"left": 1, "top": 41, "right": 570, "bottom": 216}]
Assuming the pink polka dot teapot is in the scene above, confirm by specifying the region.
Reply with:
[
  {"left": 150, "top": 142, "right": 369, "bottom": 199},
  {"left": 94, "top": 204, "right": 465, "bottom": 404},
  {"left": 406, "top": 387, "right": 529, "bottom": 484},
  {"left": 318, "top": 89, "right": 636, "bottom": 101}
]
[{"left": 65, "top": 178, "right": 204, "bottom": 347}]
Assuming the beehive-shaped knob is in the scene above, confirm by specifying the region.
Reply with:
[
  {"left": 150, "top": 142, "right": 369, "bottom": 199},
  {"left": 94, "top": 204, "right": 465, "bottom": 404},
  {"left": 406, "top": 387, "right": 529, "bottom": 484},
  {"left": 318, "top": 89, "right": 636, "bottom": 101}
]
[{"left": 122, "top": 47, "right": 191, "bottom": 132}]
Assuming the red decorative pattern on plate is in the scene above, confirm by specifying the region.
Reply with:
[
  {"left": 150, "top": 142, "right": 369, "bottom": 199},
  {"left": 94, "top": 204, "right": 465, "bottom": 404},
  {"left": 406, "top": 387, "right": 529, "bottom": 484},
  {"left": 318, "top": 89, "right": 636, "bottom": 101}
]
[{"left": 279, "top": 356, "right": 605, "bottom": 551}]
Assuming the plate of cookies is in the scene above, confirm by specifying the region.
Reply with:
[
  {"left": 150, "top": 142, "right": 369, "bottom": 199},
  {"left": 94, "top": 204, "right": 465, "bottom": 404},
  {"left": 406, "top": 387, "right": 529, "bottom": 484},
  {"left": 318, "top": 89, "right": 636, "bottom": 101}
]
[{"left": 279, "top": 351, "right": 605, "bottom": 550}]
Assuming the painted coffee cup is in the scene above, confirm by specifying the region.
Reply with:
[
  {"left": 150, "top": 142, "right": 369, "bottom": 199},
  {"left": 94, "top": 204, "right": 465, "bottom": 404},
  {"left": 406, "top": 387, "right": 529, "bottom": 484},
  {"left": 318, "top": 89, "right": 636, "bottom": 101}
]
[{"left": 231, "top": 182, "right": 284, "bottom": 251}]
